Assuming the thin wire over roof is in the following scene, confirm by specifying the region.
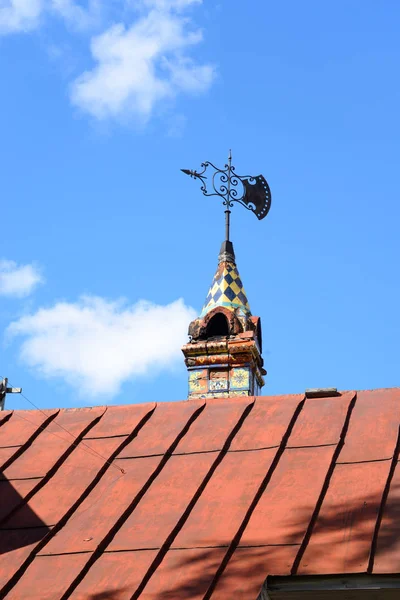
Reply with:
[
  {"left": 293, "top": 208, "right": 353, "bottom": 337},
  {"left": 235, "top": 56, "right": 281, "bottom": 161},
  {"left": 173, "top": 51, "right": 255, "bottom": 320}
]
[{"left": 0, "top": 388, "right": 400, "bottom": 599}]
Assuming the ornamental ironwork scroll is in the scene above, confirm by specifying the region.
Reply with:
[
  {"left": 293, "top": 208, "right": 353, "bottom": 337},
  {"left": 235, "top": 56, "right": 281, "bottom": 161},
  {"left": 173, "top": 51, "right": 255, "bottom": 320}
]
[{"left": 181, "top": 152, "right": 272, "bottom": 221}]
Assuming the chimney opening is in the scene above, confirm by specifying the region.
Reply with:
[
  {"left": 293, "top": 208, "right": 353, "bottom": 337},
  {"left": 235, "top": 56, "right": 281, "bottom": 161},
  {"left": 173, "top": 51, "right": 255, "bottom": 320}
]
[{"left": 206, "top": 313, "right": 229, "bottom": 338}]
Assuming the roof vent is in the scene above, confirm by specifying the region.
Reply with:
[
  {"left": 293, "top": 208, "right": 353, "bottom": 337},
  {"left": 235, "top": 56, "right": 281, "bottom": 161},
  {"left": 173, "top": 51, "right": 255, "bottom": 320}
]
[{"left": 305, "top": 387, "right": 338, "bottom": 399}]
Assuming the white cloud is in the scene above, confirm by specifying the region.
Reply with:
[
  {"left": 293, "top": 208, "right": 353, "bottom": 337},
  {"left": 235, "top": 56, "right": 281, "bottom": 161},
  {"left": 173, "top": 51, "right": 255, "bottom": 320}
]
[
  {"left": 0, "top": 0, "right": 43, "bottom": 34},
  {"left": 127, "top": 0, "right": 201, "bottom": 12},
  {"left": 50, "top": 0, "right": 101, "bottom": 30},
  {"left": 70, "top": 2, "right": 215, "bottom": 122},
  {"left": 0, "top": 260, "right": 43, "bottom": 298},
  {"left": 0, "top": 0, "right": 99, "bottom": 34},
  {"left": 1, "top": 0, "right": 215, "bottom": 124},
  {"left": 8, "top": 295, "right": 196, "bottom": 398}
]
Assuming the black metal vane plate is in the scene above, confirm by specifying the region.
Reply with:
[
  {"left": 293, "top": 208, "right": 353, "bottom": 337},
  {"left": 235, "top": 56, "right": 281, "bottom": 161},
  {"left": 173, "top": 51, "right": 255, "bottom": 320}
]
[{"left": 242, "top": 175, "right": 271, "bottom": 220}]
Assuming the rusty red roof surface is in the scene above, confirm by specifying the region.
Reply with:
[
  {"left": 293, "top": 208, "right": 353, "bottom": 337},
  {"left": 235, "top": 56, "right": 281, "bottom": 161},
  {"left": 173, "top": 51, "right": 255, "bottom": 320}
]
[{"left": 0, "top": 388, "right": 400, "bottom": 599}]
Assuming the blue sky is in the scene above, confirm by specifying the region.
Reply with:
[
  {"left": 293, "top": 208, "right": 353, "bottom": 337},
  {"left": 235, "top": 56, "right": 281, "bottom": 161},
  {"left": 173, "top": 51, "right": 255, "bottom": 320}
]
[{"left": 1, "top": 0, "right": 399, "bottom": 410}]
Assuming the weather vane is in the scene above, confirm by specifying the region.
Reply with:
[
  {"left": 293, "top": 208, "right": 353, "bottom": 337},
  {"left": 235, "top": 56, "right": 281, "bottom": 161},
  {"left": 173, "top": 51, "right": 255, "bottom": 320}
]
[{"left": 181, "top": 150, "right": 271, "bottom": 241}]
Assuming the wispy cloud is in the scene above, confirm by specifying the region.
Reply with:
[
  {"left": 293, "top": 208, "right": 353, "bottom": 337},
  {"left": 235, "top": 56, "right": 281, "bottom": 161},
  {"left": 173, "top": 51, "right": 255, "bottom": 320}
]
[
  {"left": 0, "top": 0, "right": 99, "bottom": 34},
  {"left": 0, "top": 0, "right": 43, "bottom": 34},
  {"left": 0, "top": 260, "right": 43, "bottom": 298},
  {"left": 70, "top": 0, "right": 215, "bottom": 123},
  {"left": 50, "top": 0, "right": 101, "bottom": 30},
  {"left": 1, "top": 0, "right": 215, "bottom": 125},
  {"left": 8, "top": 295, "right": 195, "bottom": 398}
]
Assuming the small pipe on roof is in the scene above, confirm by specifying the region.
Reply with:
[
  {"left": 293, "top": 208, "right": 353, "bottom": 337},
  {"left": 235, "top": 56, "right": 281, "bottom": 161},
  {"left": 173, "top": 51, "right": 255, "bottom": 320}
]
[{"left": 305, "top": 388, "right": 338, "bottom": 399}]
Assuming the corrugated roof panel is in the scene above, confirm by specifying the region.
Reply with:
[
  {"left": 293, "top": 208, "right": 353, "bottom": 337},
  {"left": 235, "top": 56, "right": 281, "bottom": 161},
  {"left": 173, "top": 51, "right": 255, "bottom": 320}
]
[
  {"left": 0, "top": 446, "right": 21, "bottom": 467},
  {"left": 0, "top": 410, "right": 13, "bottom": 426},
  {"left": 210, "top": 545, "right": 298, "bottom": 600},
  {"left": 119, "top": 399, "right": 204, "bottom": 458},
  {"left": 72, "top": 548, "right": 225, "bottom": 600},
  {"left": 339, "top": 389, "right": 400, "bottom": 462},
  {"left": 5, "top": 553, "right": 91, "bottom": 600},
  {"left": 0, "top": 526, "right": 51, "bottom": 556},
  {"left": 0, "top": 389, "right": 399, "bottom": 597},
  {"left": 2, "top": 407, "right": 105, "bottom": 479},
  {"left": 0, "top": 479, "right": 39, "bottom": 522},
  {"left": 138, "top": 548, "right": 228, "bottom": 600},
  {"left": 3, "top": 437, "right": 124, "bottom": 528},
  {"left": 370, "top": 461, "right": 400, "bottom": 574},
  {"left": 72, "top": 550, "right": 159, "bottom": 600},
  {"left": 85, "top": 402, "right": 155, "bottom": 439},
  {"left": 108, "top": 452, "right": 218, "bottom": 552},
  {"left": 43, "top": 399, "right": 209, "bottom": 555},
  {"left": 45, "top": 406, "right": 106, "bottom": 439},
  {"left": 298, "top": 461, "right": 392, "bottom": 574},
  {"left": 0, "top": 409, "right": 58, "bottom": 448},
  {"left": 172, "top": 448, "right": 278, "bottom": 548},
  {"left": 41, "top": 455, "right": 161, "bottom": 554},
  {"left": 287, "top": 392, "right": 355, "bottom": 447},
  {"left": 173, "top": 397, "right": 254, "bottom": 455},
  {"left": 229, "top": 395, "right": 303, "bottom": 452},
  {"left": 241, "top": 446, "right": 337, "bottom": 546},
  {"left": 0, "top": 527, "right": 52, "bottom": 592}
]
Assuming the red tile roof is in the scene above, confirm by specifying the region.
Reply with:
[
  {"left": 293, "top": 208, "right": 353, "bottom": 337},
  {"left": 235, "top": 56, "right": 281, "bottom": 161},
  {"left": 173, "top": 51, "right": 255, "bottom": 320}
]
[{"left": 0, "top": 388, "right": 400, "bottom": 599}]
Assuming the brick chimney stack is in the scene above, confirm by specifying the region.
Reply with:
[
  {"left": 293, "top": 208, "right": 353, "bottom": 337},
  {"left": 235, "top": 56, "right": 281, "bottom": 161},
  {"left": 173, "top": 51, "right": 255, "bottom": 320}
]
[{"left": 182, "top": 241, "right": 265, "bottom": 399}]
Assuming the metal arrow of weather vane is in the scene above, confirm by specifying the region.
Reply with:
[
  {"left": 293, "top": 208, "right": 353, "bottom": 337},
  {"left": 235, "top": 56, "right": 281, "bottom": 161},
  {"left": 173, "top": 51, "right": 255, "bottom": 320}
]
[{"left": 181, "top": 150, "right": 271, "bottom": 241}]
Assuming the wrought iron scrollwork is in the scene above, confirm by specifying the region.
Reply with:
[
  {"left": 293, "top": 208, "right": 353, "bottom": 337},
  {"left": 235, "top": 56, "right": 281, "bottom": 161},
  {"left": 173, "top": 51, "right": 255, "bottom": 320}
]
[{"left": 181, "top": 154, "right": 271, "bottom": 221}]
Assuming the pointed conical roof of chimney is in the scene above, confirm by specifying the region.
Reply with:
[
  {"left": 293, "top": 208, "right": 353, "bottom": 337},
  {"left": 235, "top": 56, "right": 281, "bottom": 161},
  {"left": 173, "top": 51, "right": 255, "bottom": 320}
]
[{"left": 200, "top": 240, "right": 251, "bottom": 318}]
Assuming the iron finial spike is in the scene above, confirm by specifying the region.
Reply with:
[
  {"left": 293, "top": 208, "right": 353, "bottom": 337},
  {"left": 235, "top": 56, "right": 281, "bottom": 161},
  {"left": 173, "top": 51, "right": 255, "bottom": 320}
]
[
  {"left": 180, "top": 168, "right": 207, "bottom": 181},
  {"left": 225, "top": 149, "right": 233, "bottom": 243}
]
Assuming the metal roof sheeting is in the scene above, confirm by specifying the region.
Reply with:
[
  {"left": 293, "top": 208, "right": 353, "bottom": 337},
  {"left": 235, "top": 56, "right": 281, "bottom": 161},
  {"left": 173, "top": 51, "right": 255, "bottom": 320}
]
[{"left": 0, "top": 389, "right": 399, "bottom": 599}]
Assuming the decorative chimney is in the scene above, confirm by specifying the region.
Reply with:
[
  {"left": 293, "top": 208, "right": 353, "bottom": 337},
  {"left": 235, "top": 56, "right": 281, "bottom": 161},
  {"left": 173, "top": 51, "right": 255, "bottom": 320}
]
[
  {"left": 182, "top": 241, "right": 266, "bottom": 399},
  {"left": 180, "top": 151, "right": 271, "bottom": 399}
]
